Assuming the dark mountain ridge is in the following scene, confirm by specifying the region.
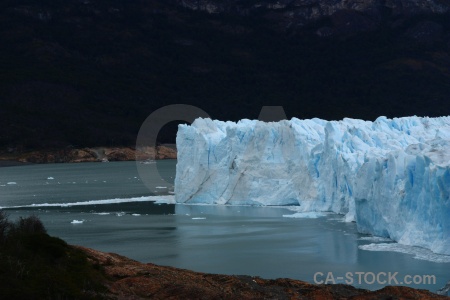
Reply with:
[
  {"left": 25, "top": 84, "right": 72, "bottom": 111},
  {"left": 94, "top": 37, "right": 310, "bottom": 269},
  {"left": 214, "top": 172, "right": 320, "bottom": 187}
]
[
  {"left": 1, "top": 0, "right": 449, "bottom": 150},
  {"left": 176, "top": 0, "right": 450, "bottom": 28}
]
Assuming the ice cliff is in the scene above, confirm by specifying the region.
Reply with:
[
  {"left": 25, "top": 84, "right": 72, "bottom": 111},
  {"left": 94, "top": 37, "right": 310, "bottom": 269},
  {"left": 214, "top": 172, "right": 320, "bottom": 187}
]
[{"left": 175, "top": 116, "right": 450, "bottom": 255}]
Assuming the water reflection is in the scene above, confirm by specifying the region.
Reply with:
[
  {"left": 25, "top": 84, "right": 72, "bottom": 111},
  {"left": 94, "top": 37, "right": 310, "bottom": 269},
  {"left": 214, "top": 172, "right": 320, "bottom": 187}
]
[
  {"left": 315, "top": 228, "right": 358, "bottom": 264},
  {"left": 172, "top": 205, "right": 360, "bottom": 279}
]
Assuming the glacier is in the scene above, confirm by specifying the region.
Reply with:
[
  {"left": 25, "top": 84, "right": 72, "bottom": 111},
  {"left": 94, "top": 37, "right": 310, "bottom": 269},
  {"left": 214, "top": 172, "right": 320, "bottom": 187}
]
[{"left": 174, "top": 116, "right": 450, "bottom": 255}]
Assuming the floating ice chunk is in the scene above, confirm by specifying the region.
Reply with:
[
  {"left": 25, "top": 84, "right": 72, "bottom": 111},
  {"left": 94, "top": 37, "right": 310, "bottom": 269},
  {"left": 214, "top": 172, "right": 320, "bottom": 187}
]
[
  {"left": 7, "top": 182, "right": 17, "bottom": 185},
  {"left": 358, "top": 236, "right": 393, "bottom": 242},
  {"left": 132, "top": 213, "right": 141, "bottom": 216},
  {"left": 0, "top": 196, "right": 176, "bottom": 209},
  {"left": 154, "top": 197, "right": 176, "bottom": 204},
  {"left": 437, "top": 280, "right": 450, "bottom": 296},
  {"left": 192, "top": 217, "right": 206, "bottom": 220},
  {"left": 47, "top": 177, "right": 54, "bottom": 180},
  {"left": 359, "top": 243, "right": 450, "bottom": 263},
  {"left": 283, "top": 212, "right": 327, "bottom": 218},
  {"left": 71, "top": 220, "right": 84, "bottom": 224},
  {"left": 155, "top": 186, "right": 167, "bottom": 189}
]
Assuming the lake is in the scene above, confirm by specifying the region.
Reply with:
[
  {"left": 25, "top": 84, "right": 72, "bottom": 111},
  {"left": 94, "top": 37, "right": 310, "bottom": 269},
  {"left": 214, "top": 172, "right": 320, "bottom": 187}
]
[{"left": 0, "top": 160, "right": 448, "bottom": 292}]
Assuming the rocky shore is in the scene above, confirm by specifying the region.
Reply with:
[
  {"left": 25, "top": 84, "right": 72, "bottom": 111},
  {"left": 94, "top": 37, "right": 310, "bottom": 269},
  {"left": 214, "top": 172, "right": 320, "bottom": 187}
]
[
  {"left": 0, "top": 145, "right": 177, "bottom": 166},
  {"left": 76, "top": 245, "right": 447, "bottom": 299}
]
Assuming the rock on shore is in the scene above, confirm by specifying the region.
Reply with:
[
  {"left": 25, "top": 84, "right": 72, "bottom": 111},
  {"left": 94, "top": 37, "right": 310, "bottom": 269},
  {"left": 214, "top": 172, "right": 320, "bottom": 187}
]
[
  {"left": 0, "top": 146, "right": 176, "bottom": 164},
  {"left": 76, "top": 246, "right": 447, "bottom": 300}
]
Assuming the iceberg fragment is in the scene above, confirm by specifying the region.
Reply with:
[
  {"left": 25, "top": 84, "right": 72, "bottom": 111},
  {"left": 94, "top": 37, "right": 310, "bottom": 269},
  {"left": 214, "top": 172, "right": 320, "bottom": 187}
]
[
  {"left": 71, "top": 220, "right": 84, "bottom": 224},
  {"left": 175, "top": 116, "right": 450, "bottom": 255}
]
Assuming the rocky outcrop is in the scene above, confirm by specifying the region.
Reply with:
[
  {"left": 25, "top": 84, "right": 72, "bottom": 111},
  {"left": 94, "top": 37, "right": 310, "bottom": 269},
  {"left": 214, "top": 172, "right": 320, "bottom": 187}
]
[
  {"left": 0, "top": 146, "right": 176, "bottom": 164},
  {"left": 76, "top": 245, "right": 448, "bottom": 299},
  {"left": 15, "top": 148, "right": 99, "bottom": 163}
]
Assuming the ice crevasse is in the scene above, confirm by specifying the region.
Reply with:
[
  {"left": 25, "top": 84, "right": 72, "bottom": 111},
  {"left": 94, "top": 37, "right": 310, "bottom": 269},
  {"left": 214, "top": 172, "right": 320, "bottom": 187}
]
[{"left": 175, "top": 116, "right": 450, "bottom": 255}]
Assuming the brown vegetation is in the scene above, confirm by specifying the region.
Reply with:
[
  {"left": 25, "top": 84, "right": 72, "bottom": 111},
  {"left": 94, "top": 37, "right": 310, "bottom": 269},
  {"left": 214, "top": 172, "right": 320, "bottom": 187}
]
[{"left": 78, "top": 245, "right": 448, "bottom": 299}]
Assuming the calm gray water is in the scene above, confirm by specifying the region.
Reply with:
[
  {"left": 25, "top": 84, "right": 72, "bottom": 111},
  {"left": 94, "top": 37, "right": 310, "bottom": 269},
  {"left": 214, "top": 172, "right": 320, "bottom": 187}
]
[{"left": 0, "top": 160, "right": 448, "bottom": 292}]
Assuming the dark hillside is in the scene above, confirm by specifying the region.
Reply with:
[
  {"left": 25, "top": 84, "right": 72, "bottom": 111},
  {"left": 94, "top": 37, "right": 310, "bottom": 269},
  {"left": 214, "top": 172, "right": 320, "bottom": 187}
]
[{"left": 1, "top": 0, "right": 449, "bottom": 149}]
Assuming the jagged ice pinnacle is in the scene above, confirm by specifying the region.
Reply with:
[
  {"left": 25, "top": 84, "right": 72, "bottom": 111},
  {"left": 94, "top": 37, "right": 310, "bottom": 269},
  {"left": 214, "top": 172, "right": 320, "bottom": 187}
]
[{"left": 175, "top": 116, "right": 450, "bottom": 255}]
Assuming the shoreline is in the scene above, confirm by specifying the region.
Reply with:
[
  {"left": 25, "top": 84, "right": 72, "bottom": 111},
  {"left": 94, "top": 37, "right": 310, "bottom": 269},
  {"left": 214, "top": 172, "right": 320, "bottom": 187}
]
[
  {"left": 0, "top": 145, "right": 177, "bottom": 166},
  {"left": 76, "top": 245, "right": 449, "bottom": 299},
  {"left": 0, "top": 160, "right": 34, "bottom": 167}
]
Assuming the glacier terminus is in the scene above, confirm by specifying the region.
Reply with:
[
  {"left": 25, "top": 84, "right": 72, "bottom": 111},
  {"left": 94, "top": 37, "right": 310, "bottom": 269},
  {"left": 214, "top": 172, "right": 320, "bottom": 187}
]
[{"left": 175, "top": 116, "right": 450, "bottom": 255}]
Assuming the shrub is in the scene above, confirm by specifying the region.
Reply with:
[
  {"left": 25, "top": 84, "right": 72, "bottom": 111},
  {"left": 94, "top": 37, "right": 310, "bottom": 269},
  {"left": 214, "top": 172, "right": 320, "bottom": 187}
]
[
  {"left": 15, "top": 215, "right": 47, "bottom": 234},
  {"left": 0, "top": 210, "right": 11, "bottom": 244},
  {"left": 0, "top": 210, "right": 107, "bottom": 298}
]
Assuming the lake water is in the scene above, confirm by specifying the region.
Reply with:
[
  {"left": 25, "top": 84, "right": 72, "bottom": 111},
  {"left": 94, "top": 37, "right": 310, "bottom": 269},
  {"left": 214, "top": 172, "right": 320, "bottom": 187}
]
[{"left": 0, "top": 160, "right": 448, "bottom": 292}]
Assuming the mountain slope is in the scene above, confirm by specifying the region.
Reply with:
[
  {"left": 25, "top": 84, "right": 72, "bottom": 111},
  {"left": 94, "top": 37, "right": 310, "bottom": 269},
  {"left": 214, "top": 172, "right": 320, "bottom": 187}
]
[{"left": 1, "top": 0, "right": 449, "bottom": 149}]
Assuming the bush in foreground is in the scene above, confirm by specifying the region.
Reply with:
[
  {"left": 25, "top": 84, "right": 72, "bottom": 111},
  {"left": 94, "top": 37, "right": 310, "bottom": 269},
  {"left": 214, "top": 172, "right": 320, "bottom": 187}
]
[{"left": 0, "top": 211, "right": 106, "bottom": 299}]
